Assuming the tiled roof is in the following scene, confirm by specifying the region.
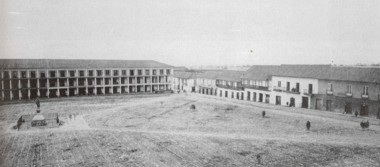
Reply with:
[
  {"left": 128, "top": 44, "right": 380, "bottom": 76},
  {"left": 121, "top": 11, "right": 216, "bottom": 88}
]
[
  {"left": 245, "top": 64, "right": 380, "bottom": 83},
  {"left": 172, "top": 71, "right": 197, "bottom": 79},
  {"left": 0, "top": 59, "right": 173, "bottom": 69},
  {"left": 243, "top": 65, "right": 281, "bottom": 80},
  {"left": 275, "top": 65, "right": 332, "bottom": 79},
  {"left": 216, "top": 70, "right": 244, "bottom": 82},
  {"left": 274, "top": 65, "right": 380, "bottom": 83},
  {"left": 197, "top": 70, "right": 221, "bottom": 80}
]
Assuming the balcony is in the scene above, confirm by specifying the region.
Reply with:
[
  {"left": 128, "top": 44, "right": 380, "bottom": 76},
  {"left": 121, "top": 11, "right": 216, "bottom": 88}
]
[
  {"left": 283, "top": 88, "right": 301, "bottom": 94},
  {"left": 362, "top": 94, "right": 369, "bottom": 99},
  {"left": 303, "top": 89, "right": 313, "bottom": 95},
  {"left": 346, "top": 92, "right": 353, "bottom": 97},
  {"left": 242, "top": 84, "right": 269, "bottom": 91},
  {"left": 273, "top": 86, "right": 286, "bottom": 92},
  {"left": 216, "top": 84, "right": 244, "bottom": 90}
]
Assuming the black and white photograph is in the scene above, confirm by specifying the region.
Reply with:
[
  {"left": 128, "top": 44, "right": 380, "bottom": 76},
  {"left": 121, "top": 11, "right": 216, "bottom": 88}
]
[{"left": 1, "top": 0, "right": 380, "bottom": 166}]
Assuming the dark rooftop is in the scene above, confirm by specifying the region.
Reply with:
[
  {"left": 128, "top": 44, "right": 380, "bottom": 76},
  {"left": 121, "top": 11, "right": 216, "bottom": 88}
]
[{"left": 0, "top": 59, "right": 173, "bottom": 69}]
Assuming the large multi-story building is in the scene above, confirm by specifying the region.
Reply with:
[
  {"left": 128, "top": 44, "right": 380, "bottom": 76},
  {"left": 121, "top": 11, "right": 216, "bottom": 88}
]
[
  {"left": 197, "top": 71, "right": 220, "bottom": 95},
  {"left": 215, "top": 70, "right": 245, "bottom": 100},
  {"left": 172, "top": 71, "right": 197, "bottom": 93},
  {"left": 0, "top": 59, "right": 173, "bottom": 101},
  {"left": 242, "top": 65, "right": 277, "bottom": 103}
]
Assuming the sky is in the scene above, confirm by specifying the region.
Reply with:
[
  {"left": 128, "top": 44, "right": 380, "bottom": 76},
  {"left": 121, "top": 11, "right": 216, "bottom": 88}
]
[{"left": 0, "top": 0, "right": 379, "bottom": 66}]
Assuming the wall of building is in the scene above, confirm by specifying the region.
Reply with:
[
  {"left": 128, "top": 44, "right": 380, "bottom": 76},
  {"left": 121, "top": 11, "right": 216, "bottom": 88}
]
[
  {"left": 216, "top": 87, "right": 244, "bottom": 100},
  {"left": 1, "top": 68, "right": 173, "bottom": 101},
  {"left": 316, "top": 80, "right": 380, "bottom": 118},
  {"left": 272, "top": 76, "right": 319, "bottom": 94},
  {"left": 318, "top": 80, "right": 380, "bottom": 100},
  {"left": 244, "top": 88, "right": 271, "bottom": 103},
  {"left": 269, "top": 76, "right": 318, "bottom": 108}
]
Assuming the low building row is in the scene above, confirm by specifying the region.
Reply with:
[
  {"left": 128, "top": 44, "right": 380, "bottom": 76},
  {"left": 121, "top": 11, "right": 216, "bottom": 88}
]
[{"left": 172, "top": 65, "right": 380, "bottom": 119}]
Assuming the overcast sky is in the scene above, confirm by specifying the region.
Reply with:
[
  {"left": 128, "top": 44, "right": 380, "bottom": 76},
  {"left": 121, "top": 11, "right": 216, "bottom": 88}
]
[{"left": 1, "top": 0, "right": 379, "bottom": 66}]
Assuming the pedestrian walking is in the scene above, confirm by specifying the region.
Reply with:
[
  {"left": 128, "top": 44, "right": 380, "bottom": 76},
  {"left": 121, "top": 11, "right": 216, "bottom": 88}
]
[
  {"left": 262, "top": 110, "right": 266, "bottom": 118},
  {"left": 306, "top": 121, "right": 311, "bottom": 130}
]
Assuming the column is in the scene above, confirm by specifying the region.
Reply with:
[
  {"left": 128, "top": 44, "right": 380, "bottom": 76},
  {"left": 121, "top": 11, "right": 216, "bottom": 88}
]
[
  {"left": 57, "top": 72, "right": 60, "bottom": 97},
  {"left": 27, "top": 77, "right": 30, "bottom": 100},
  {"left": 18, "top": 78, "right": 22, "bottom": 100},
  {"left": 9, "top": 72, "right": 13, "bottom": 100},
  {"left": 102, "top": 70, "right": 105, "bottom": 95},
  {"left": 46, "top": 77, "right": 50, "bottom": 98},
  {"left": 76, "top": 74, "right": 79, "bottom": 96},
  {"left": 85, "top": 76, "right": 88, "bottom": 95},
  {"left": 37, "top": 74, "right": 40, "bottom": 97}
]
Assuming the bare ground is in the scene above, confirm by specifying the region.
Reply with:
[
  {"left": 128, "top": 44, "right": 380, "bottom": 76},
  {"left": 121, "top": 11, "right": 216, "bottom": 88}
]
[{"left": 0, "top": 93, "right": 380, "bottom": 167}]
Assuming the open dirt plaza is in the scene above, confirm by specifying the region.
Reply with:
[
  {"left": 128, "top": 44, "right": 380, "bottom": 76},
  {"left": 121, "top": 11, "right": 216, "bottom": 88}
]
[{"left": 0, "top": 94, "right": 380, "bottom": 167}]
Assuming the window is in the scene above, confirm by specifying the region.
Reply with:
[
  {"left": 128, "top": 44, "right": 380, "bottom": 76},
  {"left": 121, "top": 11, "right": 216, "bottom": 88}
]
[
  {"left": 97, "top": 70, "right": 102, "bottom": 76},
  {"left": 69, "top": 71, "right": 75, "bottom": 77},
  {"left": 40, "top": 72, "right": 46, "bottom": 78},
  {"left": 278, "top": 81, "right": 281, "bottom": 87},
  {"left": 347, "top": 84, "right": 352, "bottom": 93},
  {"left": 145, "top": 69, "right": 150, "bottom": 75},
  {"left": 21, "top": 71, "right": 27, "bottom": 78},
  {"left": 113, "top": 70, "right": 118, "bottom": 76},
  {"left": 286, "top": 82, "right": 290, "bottom": 91},
  {"left": 153, "top": 70, "right": 157, "bottom": 75},
  {"left": 122, "top": 70, "right": 127, "bottom": 75},
  {"left": 105, "top": 70, "right": 110, "bottom": 76},
  {"left": 166, "top": 69, "right": 170, "bottom": 75},
  {"left": 88, "top": 70, "right": 93, "bottom": 76},
  {"left": 130, "top": 70, "right": 134, "bottom": 76},
  {"left": 12, "top": 71, "right": 18, "bottom": 78},
  {"left": 60, "top": 71, "right": 66, "bottom": 77},
  {"left": 79, "top": 71, "right": 84, "bottom": 77},
  {"left": 30, "top": 71, "right": 36, "bottom": 78},
  {"left": 363, "top": 86, "right": 369, "bottom": 95},
  {"left": 138, "top": 70, "right": 142, "bottom": 76},
  {"left": 296, "top": 83, "right": 300, "bottom": 92},
  {"left": 50, "top": 71, "right": 56, "bottom": 78}
]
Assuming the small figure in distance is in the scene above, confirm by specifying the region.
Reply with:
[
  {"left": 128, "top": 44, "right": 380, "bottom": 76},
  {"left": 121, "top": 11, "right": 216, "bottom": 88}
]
[
  {"left": 35, "top": 97, "right": 40, "bottom": 108},
  {"left": 306, "top": 121, "right": 311, "bottom": 130},
  {"left": 262, "top": 110, "right": 266, "bottom": 118},
  {"left": 256, "top": 154, "right": 262, "bottom": 165},
  {"left": 354, "top": 110, "right": 359, "bottom": 117}
]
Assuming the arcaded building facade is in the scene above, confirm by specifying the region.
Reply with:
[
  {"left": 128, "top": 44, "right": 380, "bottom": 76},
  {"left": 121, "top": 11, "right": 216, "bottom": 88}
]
[{"left": 0, "top": 59, "right": 173, "bottom": 101}]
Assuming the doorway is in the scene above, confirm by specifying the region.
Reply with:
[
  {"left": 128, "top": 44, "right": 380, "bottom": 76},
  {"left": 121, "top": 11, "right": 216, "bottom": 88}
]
[
  {"left": 326, "top": 100, "right": 333, "bottom": 111},
  {"left": 290, "top": 97, "right": 295, "bottom": 107},
  {"left": 360, "top": 103, "right": 369, "bottom": 116},
  {"left": 315, "top": 98, "right": 322, "bottom": 110},
  {"left": 276, "top": 96, "right": 281, "bottom": 105},
  {"left": 345, "top": 103, "right": 352, "bottom": 114},
  {"left": 302, "top": 97, "right": 309, "bottom": 108},
  {"left": 259, "top": 93, "right": 263, "bottom": 102}
]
